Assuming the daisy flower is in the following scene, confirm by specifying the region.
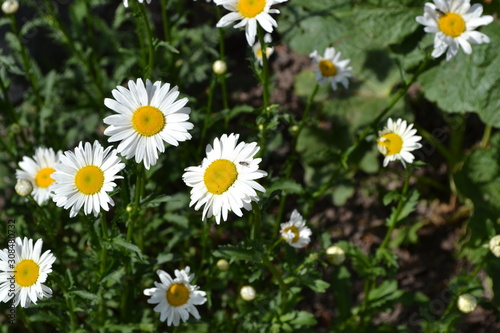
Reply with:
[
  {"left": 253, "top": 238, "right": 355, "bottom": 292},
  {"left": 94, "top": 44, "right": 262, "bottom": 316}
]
[
  {"left": 377, "top": 118, "right": 422, "bottom": 168},
  {"left": 280, "top": 209, "right": 312, "bottom": 248},
  {"left": 310, "top": 47, "right": 353, "bottom": 91},
  {"left": 51, "top": 141, "right": 125, "bottom": 218},
  {"left": 144, "top": 267, "right": 207, "bottom": 326},
  {"left": 0, "top": 237, "right": 56, "bottom": 308},
  {"left": 253, "top": 33, "right": 274, "bottom": 66},
  {"left": 103, "top": 79, "right": 193, "bottom": 170},
  {"left": 182, "top": 133, "right": 267, "bottom": 224},
  {"left": 416, "top": 0, "right": 494, "bottom": 61},
  {"left": 123, "top": 0, "right": 151, "bottom": 8},
  {"left": 16, "top": 147, "right": 62, "bottom": 205},
  {"left": 215, "top": 0, "right": 288, "bottom": 46}
]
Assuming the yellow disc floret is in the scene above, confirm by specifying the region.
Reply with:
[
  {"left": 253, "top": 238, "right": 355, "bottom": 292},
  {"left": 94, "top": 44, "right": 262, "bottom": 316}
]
[
  {"left": 35, "top": 167, "right": 56, "bottom": 188},
  {"left": 204, "top": 159, "right": 238, "bottom": 194},
  {"left": 438, "top": 13, "right": 466, "bottom": 38},
  {"left": 166, "top": 283, "right": 190, "bottom": 307},
  {"left": 74, "top": 165, "right": 105, "bottom": 195},
  {"left": 319, "top": 59, "right": 338, "bottom": 77},
  {"left": 15, "top": 259, "right": 40, "bottom": 287},
  {"left": 283, "top": 225, "right": 300, "bottom": 243},
  {"left": 238, "top": 0, "right": 266, "bottom": 19},
  {"left": 378, "top": 133, "right": 403, "bottom": 156},
  {"left": 132, "top": 106, "right": 166, "bottom": 137}
]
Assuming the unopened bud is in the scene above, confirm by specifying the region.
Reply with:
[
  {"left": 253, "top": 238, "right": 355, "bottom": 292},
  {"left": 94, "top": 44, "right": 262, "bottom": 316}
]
[
  {"left": 489, "top": 235, "right": 500, "bottom": 257},
  {"left": 2, "top": 0, "right": 19, "bottom": 14},
  {"left": 240, "top": 285, "right": 256, "bottom": 301},
  {"left": 216, "top": 259, "right": 229, "bottom": 271},
  {"left": 212, "top": 60, "right": 227, "bottom": 75},
  {"left": 126, "top": 204, "right": 133, "bottom": 213},
  {"left": 326, "top": 245, "right": 346, "bottom": 265},
  {"left": 15, "top": 179, "right": 33, "bottom": 197},
  {"left": 457, "top": 294, "right": 477, "bottom": 313}
]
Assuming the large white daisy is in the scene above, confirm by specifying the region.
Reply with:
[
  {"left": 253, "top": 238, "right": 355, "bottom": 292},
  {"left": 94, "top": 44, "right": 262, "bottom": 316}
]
[
  {"left": 144, "top": 267, "right": 207, "bottom": 326},
  {"left": 103, "top": 79, "right": 193, "bottom": 170},
  {"left": 182, "top": 133, "right": 267, "bottom": 224},
  {"left": 310, "top": 47, "right": 353, "bottom": 91},
  {"left": 15, "top": 147, "right": 62, "bottom": 205},
  {"left": 215, "top": 0, "right": 288, "bottom": 46},
  {"left": 51, "top": 141, "right": 125, "bottom": 218},
  {"left": 0, "top": 237, "right": 56, "bottom": 308},
  {"left": 416, "top": 0, "right": 493, "bottom": 61},
  {"left": 280, "top": 209, "right": 312, "bottom": 248},
  {"left": 377, "top": 118, "right": 422, "bottom": 168}
]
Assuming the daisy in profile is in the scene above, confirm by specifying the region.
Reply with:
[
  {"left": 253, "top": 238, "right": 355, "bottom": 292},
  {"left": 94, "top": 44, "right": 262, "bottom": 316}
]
[
  {"left": 103, "top": 79, "right": 193, "bottom": 170},
  {"left": 123, "top": 0, "right": 151, "bottom": 7},
  {"left": 310, "top": 47, "right": 353, "bottom": 91},
  {"left": 377, "top": 118, "right": 422, "bottom": 168},
  {"left": 0, "top": 237, "right": 56, "bottom": 308},
  {"left": 182, "top": 133, "right": 267, "bottom": 224},
  {"left": 144, "top": 267, "right": 207, "bottom": 326},
  {"left": 280, "top": 209, "right": 312, "bottom": 248},
  {"left": 416, "top": 0, "right": 493, "bottom": 61},
  {"left": 215, "top": 0, "right": 288, "bottom": 46},
  {"left": 16, "top": 147, "right": 62, "bottom": 205},
  {"left": 253, "top": 33, "right": 274, "bottom": 66},
  {"left": 51, "top": 141, "right": 125, "bottom": 218}
]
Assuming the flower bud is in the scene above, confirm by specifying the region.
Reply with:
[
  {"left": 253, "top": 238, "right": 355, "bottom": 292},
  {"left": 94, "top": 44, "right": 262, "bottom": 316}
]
[
  {"left": 2, "top": 0, "right": 19, "bottom": 14},
  {"left": 457, "top": 294, "right": 477, "bottom": 313},
  {"left": 126, "top": 204, "right": 133, "bottom": 213},
  {"left": 15, "top": 179, "right": 33, "bottom": 197},
  {"left": 326, "top": 245, "right": 345, "bottom": 265},
  {"left": 489, "top": 235, "right": 500, "bottom": 257},
  {"left": 212, "top": 60, "right": 227, "bottom": 75},
  {"left": 240, "top": 285, "right": 256, "bottom": 301},
  {"left": 216, "top": 259, "right": 229, "bottom": 271}
]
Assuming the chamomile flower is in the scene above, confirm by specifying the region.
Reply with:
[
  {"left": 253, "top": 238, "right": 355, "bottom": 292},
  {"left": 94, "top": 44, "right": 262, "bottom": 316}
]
[
  {"left": 123, "top": 0, "right": 151, "bottom": 8},
  {"left": 310, "top": 47, "right": 353, "bottom": 91},
  {"left": 377, "top": 118, "right": 422, "bottom": 168},
  {"left": 144, "top": 267, "right": 207, "bottom": 326},
  {"left": 51, "top": 141, "right": 125, "bottom": 218},
  {"left": 103, "top": 79, "right": 193, "bottom": 170},
  {"left": 416, "top": 0, "right": 494, "bottom": 61},
  {"left": 253, "top": 33, "right": 274, "bottom": 65},
  {"left": 280, "top": 209, "right": 312, "bottom": 248},
  {"left": 215, "top": 0, "right": 287, "bottom": 46},
  {"left": 182, "top": 133, "right": 267, "bottom": 224},
  {"left": 16, "top": 147, "right": 62, "bottom": 205},
  {"left": 0, "top": 237, "right": 56, "bottom": 308}
]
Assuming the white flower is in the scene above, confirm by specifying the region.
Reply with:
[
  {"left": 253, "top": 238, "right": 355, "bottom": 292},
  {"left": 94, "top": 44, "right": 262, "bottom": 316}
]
[
  {"left": 123, "top": 0, "right": 151, "bottom": 8},
  {"left": 0, "top": 237, "right": 56, "bottom": 308},
  {"left": 310, "top": 47, "right": 353, "bottom": 91},
  {"left": 2, "top": 0, "right": 18, "bottom": 14},
  {"left": 215, "top": 0, "right": 287, "bottom": 46},
  {"left": 183, "top": 133, "right": 267, "bottom": 224},
  {"left": 326, "top": 245, "right": 346, "bottom": 265},
  {"left": 143, "top": 267, "right": 207, "bottom": 326},
  {"left": 416, "top": 0, "right": 493, "bottom": 61},
  {"left": 253, "top": 33, "right": 274, "bottom": 66},
  {"left": 15, "top": 179, "right": 33, "bottom": 197},
  {"left": 489, "top": 235, "right": 500, "bottom": 258},
  {"left": 280, "top": 209, "right": 312, "bottom": 248},
  {"left": 240, "top": 285, "right": 256, "bottom": 301},
  {"left": 377, "top": 118, "right": 422, "bottom": 168},
  {"left": 103, "top": 79, "right": 193, "bottom": 170},
  {"left": 16, "top": 147, "right": 62, "bottom": 205},
  {"left": 51, "top": 141, "right": 125, "bottom": 218},
  {"left": 457, "top": 293, "right": 477, "bottom": 313}
]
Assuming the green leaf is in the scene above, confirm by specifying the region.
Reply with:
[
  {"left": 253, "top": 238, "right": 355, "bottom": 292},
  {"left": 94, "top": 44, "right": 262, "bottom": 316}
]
[
  {"left": 111, "top": 237, "right": 145, "bottom": 261},
  {"left": 266, "top": 179, "right": 303, "bottom": 195},
  {"left": 213, "top": 245, "right": 262, "bottom": 263},
  {"left": 289, "top": 311, "right": 317, "bottom": 326},
  {"left": 306, "top": 279, "right": 331, "bottom": 293},
  {"left": 70, "top": 290, "right": 98, "bottom": 302}
]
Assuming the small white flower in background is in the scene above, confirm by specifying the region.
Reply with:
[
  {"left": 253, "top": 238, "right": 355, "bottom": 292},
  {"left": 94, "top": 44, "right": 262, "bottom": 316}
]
[
  {"left": 489, "top": 235, "right": 500, "bottom": 258},
  {"left": 280, "top": 209, "right": 312, "bottom": 248},
  {"left": 310, "top": 47, "right": 353, "bottom": 91},
  {"left": 15, "top": 179, "right": 33, "bottom": 197},
  {"left": 214, "top": 0, "right": 288, "bottom": 46},
  {"left": 416, "top": 0, "right": 493, "bottom": 61},
  {"left": 51, "top": 141, "right": 125, "bottom": 218},
  {"left": 183, "top": 133, "right": 267, "bottom": 224},
  {"left": 326, "top": 245, "right": 346, "bottom": 265},
  {"left": 377, "top": 118, "right": 422, "bottom": 168},
  {"left": 16, "top": 147, "right": 62, "bottom": 205},
  {"left": 104, "top": 78, "right": 193, "bottom": 170},
  {"left": 1, "top": 0, "right": 18, "bottom": 14},
  {"left": 216, "top": 259, "right": 229, "bottom": 271},
  {"left": 143, "top": 267, "right": 207, "bottom": 326},
  {"left": 457, "top": 293, "right": 478, "bottom": 313},
  {"left": 123, "top": 0, "right": 151, "bottom": 8},
  {"left": 0, "top": 237, "right": 56, "bottom": 308},
  {"left": 253, "top": 33, "right": 274, "bottom": 66},
  {"left": 240, "top": 285, "right": 256, "bottom": 301},
  {"left": 212, "top": 60, "right": 228, "bottom": 75}
]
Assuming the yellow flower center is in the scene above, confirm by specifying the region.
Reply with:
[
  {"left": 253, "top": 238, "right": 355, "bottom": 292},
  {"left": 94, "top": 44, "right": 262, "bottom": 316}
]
[
  {"left": 15, "top": 259, "right": 40, "bottom": 287},
  {"left": 319, "top": 59, "right": 337, "bottom": 77},
  {"left": 438, "top": 13, "right": 466, "bottom": 38},
  {"left": 283, "top": 226, "right": 300, "bottom": 243},
  {"left": 237, "top": 0, "right": 266, "bottom": 19},
  {"left": 74, "top": 165, "right": 104, "bottom": 195},
  {"left": 378, "top": 133, "right": 403, "bottom": 156},
  {"left": 166, "top": 283, "right": 190, "bottom": 307},
  {"left": 35, "top": 167, "right": 56, "bottom": 188},
  {"left": 204, "top": 159, "right": 238, "bottom": 195},
  {"left": 131, "top": 106, "right": 166, "bottom": 137}
]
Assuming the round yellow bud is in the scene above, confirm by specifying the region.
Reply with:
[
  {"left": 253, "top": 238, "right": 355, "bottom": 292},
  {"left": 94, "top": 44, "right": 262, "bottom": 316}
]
[
  {"left": 240, "top": 285, "right": 256, "bottom": 301},
  {"left": 126, "top": 204, "right": 133, "bottom": 213},
  {"left": 2, "top": 0, "right": 18, "bottom": 14},
  {"left": 212, "top": 60, "right": 227, "bottom": 75},
  {"left": 15, "top": 179, "right": 33, "bottom": 197},
  {"left": 216, "top": 259, "right": 229, "bottom": 271},
  {"left": 326, "top": 245, "right": 346, "bottom": 265},
  {"left": 457, "top": 294, "right": 477, "bottom": 313},
  {"left": 489, "top": 235, "right": 500, "bottom": 257}
]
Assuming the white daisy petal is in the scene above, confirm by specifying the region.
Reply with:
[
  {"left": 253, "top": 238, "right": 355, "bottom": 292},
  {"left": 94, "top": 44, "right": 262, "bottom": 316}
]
[
  {"left": 377, "top": 118, "right": 422, "bottom": 168},
  {"left": 279, "top": 209, "right": 312, "bottom": 248},
  {"left": 309, "top": 47, "right": 353, "bottom": 91}
]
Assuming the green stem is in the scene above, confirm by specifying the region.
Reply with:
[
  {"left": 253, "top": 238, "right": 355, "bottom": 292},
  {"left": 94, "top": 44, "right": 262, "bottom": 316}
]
[
  {"left": 215, "top": 7, "right": 229, "bottom": 111},
  {"left": 251, "top": 202, "right": 262, "bottom": 241},
  {"left": 160, "top": 0, "right": 171, "bottom": 42},
  {"left": 127, "top": 165, "right": 145, "bottom": 242},
  {"left": 0, "top": 72, "right": 17, "bottom": 123},
  {"left": 99, "top": 213, "right": 109, "bottom": 276},
  {"left": 199, "top": 76, "right": 217, "bottom": 155},
  {"left": 54, "top": 275, "right": 77, "bottom": 332},
  {"left": 257, "top": 27, "right": 270, "bottom": 109},
  {"left": 138, "top": 3, "right": 155, "bottom": 78},
  {"left": 262, "top": 256, "right": 286, "bottom": 313},
  {"left": 480, "top": 124, "right": 492, "bottom": 149}
]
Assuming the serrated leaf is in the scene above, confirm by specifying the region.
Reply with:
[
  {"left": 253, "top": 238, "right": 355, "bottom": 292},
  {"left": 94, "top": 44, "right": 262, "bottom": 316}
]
[
  {"left": 71, "top": 290, "right": 98, "bottom": 301},
  {"left": 111, "top": 237, "right": 145, "bottom": 261}
]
